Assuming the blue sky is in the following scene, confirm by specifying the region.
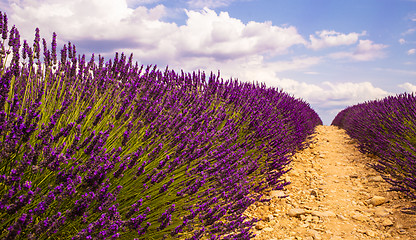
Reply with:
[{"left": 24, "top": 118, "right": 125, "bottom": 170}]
[{"left": 1, "top": 0, "right": 416, "bottom": 124}]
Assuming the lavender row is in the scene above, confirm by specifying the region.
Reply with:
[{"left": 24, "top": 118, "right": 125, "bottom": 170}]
[
  {"left": 0, "top": 12, "right": 322, "bottom": 239},
  {"left": 332, "top": 93, "right": 416, "bottom": 205}
]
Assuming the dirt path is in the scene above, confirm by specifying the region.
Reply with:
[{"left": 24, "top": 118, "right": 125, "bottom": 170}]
[{"left": 245, "top": 125, "right": 416, "bottom": 240}]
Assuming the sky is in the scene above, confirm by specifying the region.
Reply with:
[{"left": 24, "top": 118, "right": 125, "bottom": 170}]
[{"left": 1, "top": 0, "right": 416, "bottom": 124}]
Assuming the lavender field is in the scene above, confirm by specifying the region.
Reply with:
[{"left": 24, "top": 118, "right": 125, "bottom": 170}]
[
  {"left": 0, "top": 12, "right": 323, "bottom": 239},
  {"left": 332, "top": 93, "right": 416, "bottom": 210}
]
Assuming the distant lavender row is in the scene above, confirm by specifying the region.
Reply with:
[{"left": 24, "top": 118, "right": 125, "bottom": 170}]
[
  {"left": 0, "top": 11, "right": 322, "bottom": 239},
  {"left": 332, "top": 93, "right": 416, "bottom": 203}
]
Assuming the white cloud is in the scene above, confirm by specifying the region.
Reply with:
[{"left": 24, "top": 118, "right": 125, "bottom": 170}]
[
  {"left": 308, "top": 30, "right": 366, "bottom": 50},
  {"left": 329, "top": 40, "right": 387, "bottom": 61},
  {"left": 173, "top": 9, "right": 306, "bottom": 62},
  {"left": 411, "top": 13, "right": 416, "bottom": 22},
  {"left": 353, "top": 40, "right": 388, "bottom": 60},
  {"left": 9, "top": 0, "right": 170, "bottom": 43},
  {"left": 399, "top": 38, "right": 406, "bottom": 44},
  {"left": 186, "top": 0, "right": 238, "bottom": 9},
  {"left": 9, "top": 2, "right": 306, "bottom": 66},
  {"left": 399, "top": 82, "right": 416, "bottom": 92},
  {"left": 272, "top": 80, "right": 389, "bottom": 107},
  {"left": 127, "top": 0, "right": 163, "bottom": 4},
  {"left": 270, "top": 56, "right": 323, "bottom": 72},
  {"left": 403, "top": 28, "right": 416, "bottom": 35},
  {"left": 304, "top": 71, "right": 319, "bottom": 75},
  {"left": 320, "top": 81, "right": 389, "bottom": 106},
  {"left": 375, "top": 67, "right": 416, "bottom": 76},
  {"left": 408, "top": 48, "right": 416, "bottom": 55},
  {"left": 308, "top": 31, "right": 387, "bottom": 62}
]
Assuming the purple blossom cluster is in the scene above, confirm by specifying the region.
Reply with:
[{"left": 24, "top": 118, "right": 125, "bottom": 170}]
[
  {"left": 332, "top": 93, "right": 416, "bottom": 210},
  {"left": 0, "top": 11, "right": 322, "bottom": 239}
]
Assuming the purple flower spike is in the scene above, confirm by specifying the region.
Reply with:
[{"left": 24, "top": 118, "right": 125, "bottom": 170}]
[
  {"left": 22, "top": 40, "right": 29, "bottom": 60},
  {"left": 2, "top": 13, "right": 8, "bottom": 40},
  {"left": 138, "top": 222, "right": 151, "bottom": 236},
  {"left": 5, "top": 212, "right": 33, "bottom": 240},
  {"left": 51, "top": 32, "right": 57, "bottom": 64},
  {"left": 122, "top": 121, "right": 133, "bottom": 146},
  {"left": 92, "top": 105, "right": 106, "bottom": 126},
  {"left": 67, "top": 192, "right": 95, "bottom": 220},
  {"left": 33, "top": 27, "right": 40, "bottom": 59}
]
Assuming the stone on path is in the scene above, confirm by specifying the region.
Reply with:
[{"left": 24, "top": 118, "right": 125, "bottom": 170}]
[
  {"left": 369, "top": 196, "right": 386, "bottom": 206},
  {"left": 352, "top": 213, "right": 370, "bottom": 222},
  {"left": 382, "top": 218, "right": 394, "bottom": 226},
  {"left": 374, "top": 207, "right": 390, "bottom": 217},
  {"left": 368, "top": 175, "right": 384, "bottom": 182},
  {"left": 270, "top": 190, "right": 286, "bottom": 198},
  {"left": 311, "top": 210, "right": 336, "bottom": 218},
  {"left": 365, "top": 229, "right": 377, "bottom": 237},
  {"left": 288, "top": 208, "right": 306, "bottom": 217}
]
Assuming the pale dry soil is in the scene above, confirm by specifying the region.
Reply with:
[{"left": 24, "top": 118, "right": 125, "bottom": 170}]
[{"left": 245, "top": 125, "right": 416, "bottom": 240}]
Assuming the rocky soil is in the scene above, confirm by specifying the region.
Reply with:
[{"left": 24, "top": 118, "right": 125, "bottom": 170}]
[{"left": 245, "top": 125, "right": 416, "bottom": 240}]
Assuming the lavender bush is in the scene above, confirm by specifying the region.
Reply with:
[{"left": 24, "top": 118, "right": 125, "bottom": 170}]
[
  {"left": 332, "top": 93, "right": 416, "bottom": 208},
  {"left": 0, "top": 12, "right": 322, "bottom": 239}
]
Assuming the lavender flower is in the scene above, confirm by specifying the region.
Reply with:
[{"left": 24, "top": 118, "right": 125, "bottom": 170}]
[
  {"left": 2, "top": 13, "right": 8, "bottom": 40},
  {"left": 51, "top": 32, "right": 57, "bottom": 65},
  {"left": 5, "top": 212, "right": 33, "bottom": 240},
  {"left": 33, "top": 28, "right": 40, "bottom": 59}
]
